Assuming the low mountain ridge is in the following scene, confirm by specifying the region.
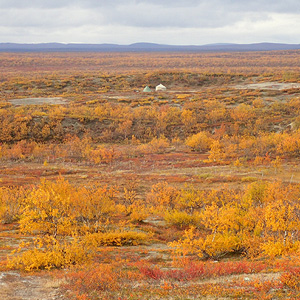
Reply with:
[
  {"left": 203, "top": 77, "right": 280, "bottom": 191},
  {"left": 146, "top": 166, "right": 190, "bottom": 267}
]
[{"left": 0, "top": 42, "right": 300, "bottom": 52}]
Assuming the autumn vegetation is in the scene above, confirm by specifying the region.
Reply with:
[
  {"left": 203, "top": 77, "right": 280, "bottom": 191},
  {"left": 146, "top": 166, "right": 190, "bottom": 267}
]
[{"left": 1, "top": 50, "right": 300, "bottom": 299}]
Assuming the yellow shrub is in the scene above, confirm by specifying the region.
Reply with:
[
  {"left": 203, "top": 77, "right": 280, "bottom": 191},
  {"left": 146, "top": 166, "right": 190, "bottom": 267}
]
[
  {"left": 176, "top": 94, "right": 190, "bottom": 99},
  {"left": 148, "top": 182, "right": 180, "bottom": 210},
  {"left": 170, "top": 228, "right": 242, "bottom": 259},
  {"left": 137, "top": 136, "right": 170, "bottom": 154},
  {"left": 261, "top": 240, "right": 300, "bottom": 258},
  {"left": 0, "top": 186, "right": 27, "bottom": 224},
  {"left": 203, "top": 232, "right": 242, "bottom": 258},
  {"left": 127, "top": 202, "right": 149, "bottom": 223},
  {"left": 8, "top": 238, "right": 91, "bottom": 271},
  {"left": 164, "top": 210, "right": 201, "bottom": 228},
  {"left": 169, "top": 227, "right": 205, "bottom": 257},
  {"left": 185, "top": 132, "right": 213, "bottom": 152}
]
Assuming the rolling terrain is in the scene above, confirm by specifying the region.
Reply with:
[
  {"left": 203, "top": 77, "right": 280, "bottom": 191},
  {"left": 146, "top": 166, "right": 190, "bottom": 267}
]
[{"left": 1, "top": 50, "right": 300, "bottom": 299}]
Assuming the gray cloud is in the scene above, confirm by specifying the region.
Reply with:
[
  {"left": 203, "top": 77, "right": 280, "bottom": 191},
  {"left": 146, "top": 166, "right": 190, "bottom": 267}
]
[
  {"left": 1, "top": 0, "right": 300, "bottom": 12},
  {"left": 0, "top": 0, "right": 299, "bottom": 44}
]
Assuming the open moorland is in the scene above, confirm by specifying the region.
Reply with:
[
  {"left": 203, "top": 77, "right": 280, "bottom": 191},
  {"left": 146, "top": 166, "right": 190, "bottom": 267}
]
[{"left": 1, "top": 50, "right": 300, "bottom": 299}]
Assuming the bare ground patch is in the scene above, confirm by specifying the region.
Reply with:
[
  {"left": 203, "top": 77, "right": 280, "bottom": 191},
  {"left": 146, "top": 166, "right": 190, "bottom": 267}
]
[
  {"left": 8, "top": 97, "right": 67, "bottom": 106},
  {"left": 234, "top": 82, "right": 300, "bottom": 90},
  {"left": 0, "top": 271, "right": 65, "bottom": 300}
]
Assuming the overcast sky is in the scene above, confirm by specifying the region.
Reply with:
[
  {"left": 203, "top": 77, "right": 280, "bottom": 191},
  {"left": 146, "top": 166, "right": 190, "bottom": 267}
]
[{"left": 0, "top": 0, "right": 299, "bottom": 45}]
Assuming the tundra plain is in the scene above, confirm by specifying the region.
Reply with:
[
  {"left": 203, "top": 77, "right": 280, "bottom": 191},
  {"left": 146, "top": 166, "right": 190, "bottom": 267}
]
[{"left": 1, "top": 50, "right": 300, "bottom": 299}]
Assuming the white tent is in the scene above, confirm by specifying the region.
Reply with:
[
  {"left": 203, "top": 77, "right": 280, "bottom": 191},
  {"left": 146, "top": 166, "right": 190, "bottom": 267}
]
[{"left": 155, "top": 84, "right": 166, "bottom": 91}]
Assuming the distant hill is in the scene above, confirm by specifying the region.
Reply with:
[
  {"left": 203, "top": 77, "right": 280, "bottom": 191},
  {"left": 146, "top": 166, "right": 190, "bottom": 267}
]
[{"left": 0, "top": 42, "right": 300, "bottom": 52}]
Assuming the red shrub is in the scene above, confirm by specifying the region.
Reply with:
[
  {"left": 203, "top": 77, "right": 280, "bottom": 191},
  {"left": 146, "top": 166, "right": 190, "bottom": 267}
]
[
  {"left": 139, "top": 265, "right": 164, "bottom": 280},
  {"left": 139, "top": 260, "right": 266, "bottom": 281}
]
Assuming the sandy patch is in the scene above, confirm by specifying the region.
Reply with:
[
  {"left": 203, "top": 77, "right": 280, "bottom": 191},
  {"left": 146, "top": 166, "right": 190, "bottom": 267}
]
[
  {"left": 0, "top": 271, "right": 64, "bottom": 300},
  {"left": 234, "top": 82, "right": 300, "bottom": 90},
  {"left": 8, "top": 97, "right": 67, "bottom": 106}
]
